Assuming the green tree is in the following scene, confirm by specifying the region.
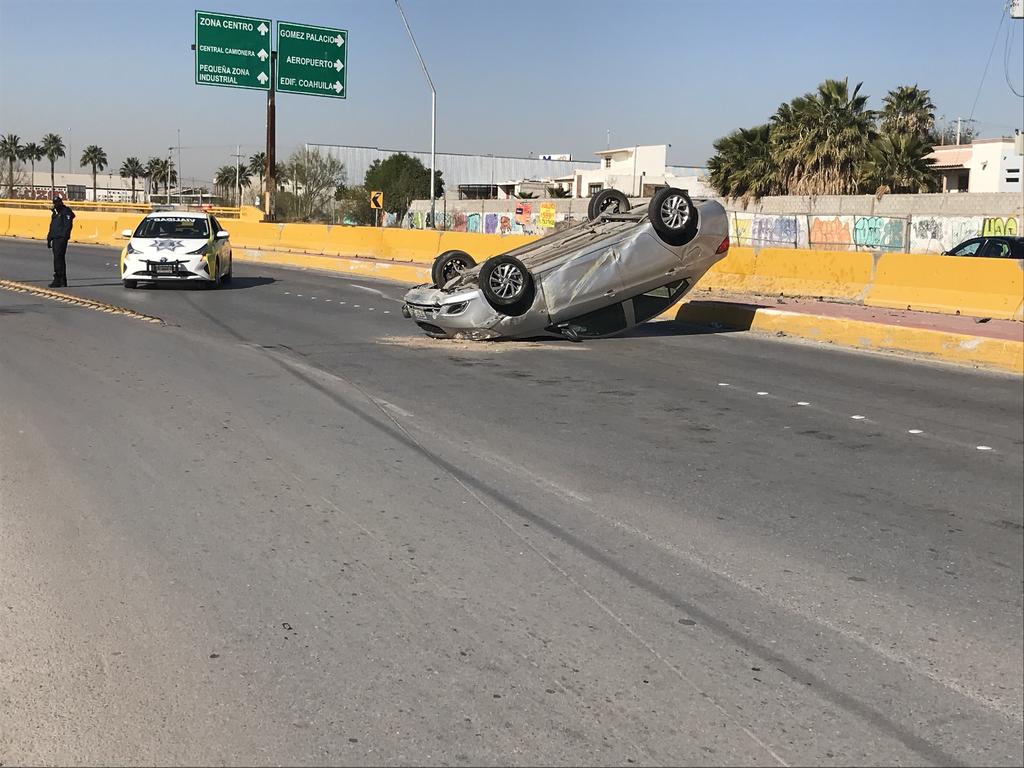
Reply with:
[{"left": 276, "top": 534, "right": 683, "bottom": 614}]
[
  {"left": 363, "top": 152, "right": 444, "bottom": 220},
  {"left": 707, "top": 124, "right": 780, "bottom": 203},
  {"left": 41, "top": 133, "right": 66, "bottom": 196},
  {"left": 145, "top": 157, "right": 162, "bottom": 195},
  {"left": 770, "top": 78, "right": 877, "bottom": 196},
  {"left": 281, "top": 148, "right": 345, "bottom": 221},
  {"left": 213, "top": 164, "right": 250, "bottom": 205},
  {"left": 859, "top": 132, "right": 940, "bottom": 194},
  {"left": 20, "top": 141, "right": 44, "bottom": 197},
  {"left": 248, "top": 151, "right": 266, "bottom": 200},
  {"left": 119, "top": 157, "right": 145, "bottom": 203},
  {"left": 0, "top": 133, "right": 23, "bottom": 197},
  {"left": 546, "top": 186, "right": 570, "bottom": 198},
  {"left": 335, "top": 184, "right": 374, "bottom": 225},
  {"left": 80, "top": 145, "right": 108, "bottom": 202},
  {"left": 880, "top": 85, "right": 935, "bottom": 139}
]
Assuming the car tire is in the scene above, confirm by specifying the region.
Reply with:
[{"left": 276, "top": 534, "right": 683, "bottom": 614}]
[
  {"left": 431, "top": 249, "right": 476, "bottom": 288},
  {"left": 588, "top": 189, "right": 631, "bottom": 220},
  {"left": 223, "top": 255, "right": 232, "bottom": 283},
  {"left": 479, "top": 254, "right": 535, "bottom": 316},
  {"left": 648, "top": 187, "right": 698, "bottom": 246},
  {"left": 123, "top": 279, "right": 137, "bottom": 289}
]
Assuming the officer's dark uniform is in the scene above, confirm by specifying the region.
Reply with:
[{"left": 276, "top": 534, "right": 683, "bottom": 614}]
[{"left": 46, "top": 196, "right": 75, "bottom": 288}]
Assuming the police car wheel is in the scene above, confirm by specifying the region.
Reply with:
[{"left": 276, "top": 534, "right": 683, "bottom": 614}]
[{"left": 123, "top": 279, "right": 137, "bottom": 289}]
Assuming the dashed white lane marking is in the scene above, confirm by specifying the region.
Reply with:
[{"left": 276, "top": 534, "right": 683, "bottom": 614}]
[
  {"left": 718, "top": 382, "right": 729, "bottom": 387},
  {"left": 339, "top": 301, "right": 346, "bottom": 305},
  {"left": 756, "top": 391, "right": 769, "bottom": 396},
  {"left": 296, "top": 294, "right": 303, "bottom": 297},
  {"left": 851, "top": 415, "right": 866, "bottom": 420},
  {"left": 383, "top": 310, "right": 390, "bottom": 314},
  {"left": 796, "top": 401, "right": 810, "bottom": 406},
  {"left": 311, "top": 296, "right": 317, "bottom": 299},
  {"left": 284, "top": 291, "right": 291, "bottom": 295},
  {"left": 908, "top": 429, "right": 924, "bottom": 435},
  {"left": 368, "top": 307, "right": 375, "bottom": 311},
  {"left": 353, "top": 304, "right": 360, "bottom": 308},
  {"left": 977, "top": 445, "right": 993, "bottom": 451},
  {"left": 325, "top": 299, "right": 332, "bottom": 302}
]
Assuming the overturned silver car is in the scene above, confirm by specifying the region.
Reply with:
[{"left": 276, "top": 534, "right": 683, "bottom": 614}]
[{"left": 402, "top": 187, "right": 729, "bottom": 341}]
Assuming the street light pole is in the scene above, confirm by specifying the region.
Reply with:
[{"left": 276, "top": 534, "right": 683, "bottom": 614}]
[
  {"left": 177, "top": 129, "right": 182, "bottom": 206},
  {"left": 395, "top": 0, "right": 436, "bottom": 229}
]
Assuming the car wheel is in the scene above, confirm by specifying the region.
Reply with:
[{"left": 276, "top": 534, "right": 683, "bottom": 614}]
[
  {"left": 431, "top": 249, "right": 476, "bottom": 288},
  {"left": 223, "top": 255, "right": 232, "bottom": 283},
  {"left": 648, "top": 187, "right": 698, "bottom": 246},
  {"left": 588, "top": 189, "right": 631, "bottom": 220},
  {"left": 479, "top": 255, "right": 535, "bottom": 316},
  {"left": 123, "top": 279, "right": 137, "bottom": 289}
]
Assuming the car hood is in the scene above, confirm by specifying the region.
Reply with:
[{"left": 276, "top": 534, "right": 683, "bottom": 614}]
[{"left": 129, "top": 237, "right": 207, "bottom": 255}]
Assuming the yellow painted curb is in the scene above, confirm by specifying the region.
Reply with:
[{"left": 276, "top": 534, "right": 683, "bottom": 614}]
[{"left": 664, "top": 301, "right": 1024, "bottom": 374}]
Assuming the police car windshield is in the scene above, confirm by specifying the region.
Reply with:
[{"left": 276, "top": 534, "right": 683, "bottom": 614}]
[{"left": 135, "top": 217, "right": 209, "bottom": 239}]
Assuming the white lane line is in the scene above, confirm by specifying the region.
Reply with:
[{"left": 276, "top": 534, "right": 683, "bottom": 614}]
[
  {"left": 353, "top": 304, "right": 360, "bottom": 308},
  {"left": 368, "top": 307, "right": 375, "bottom": 311},
  {"left": 756, "top": 391, "right": 769, "bottom": 396},
  {"left": 284, "top": 291, "right": 291, "bottom": 295},
  {"left": 383, "top": 310, "right": 390, "bottom": 314},
  {"left": 796, "top": 401, "right": 810, "bottom": 406},
  {"left": 296, "top": 294, "right": 303, "bottom": 297},
  {"left": 325, "top": 299, "right": 332, "bottom": 302},
  {"left": 311, "top": 296, "right": 317, "bottom": 300},
  {"left": 851, "top": 415, "right": 866, "bottom": 420},
  {"left": 339, "top": 301, "right": 346, "bottom": 305},
  {"left": 908, "top": 429, "right": 924, "bottom": 435},
  {"left": 977, "top": 445, "right": 993, "bottom": 451},
  {"left": 718, "top": 382, "right": 730, "bottom": 387}
]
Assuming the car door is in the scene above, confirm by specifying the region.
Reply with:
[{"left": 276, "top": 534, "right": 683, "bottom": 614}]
[
  {"left": 543, "top": 239, "right": 627, "bottom": 324},
  {"left": 979, "top": 238, "right": 1012, "bottom": 259},
  {"left": 209, "top": 216, "right": 226, "bottom": 275}
]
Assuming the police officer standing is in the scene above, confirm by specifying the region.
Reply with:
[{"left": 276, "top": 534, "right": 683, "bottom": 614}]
[{"left": 46, "top": 195, "right": 75, "bottom": 288}]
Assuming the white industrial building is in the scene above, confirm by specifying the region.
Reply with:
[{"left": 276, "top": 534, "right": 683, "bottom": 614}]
[{"left": 308, "top": 142, "right": 710, "bottom": 199}]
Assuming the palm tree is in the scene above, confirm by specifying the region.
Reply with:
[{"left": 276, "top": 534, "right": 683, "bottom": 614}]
[
  {"left": 145, "top": 157, "right": 163, "bottom": 196},
  {"left": 41, "top": 133, "right": 66, "bottom": 197},
  {"left": 120, "top": 157, "right": 145, "bottom": 203},
  {"left": 214, "top": 165, "right": 235, "bottom": 202},
  {"left": 20, "top": 141, "right": 44, "bottom": 198},
  {"left": 880, "top": 85, "right": 935, "bottom": 140},
  {"left": 80, "top": 145, "right": 108, "bottom": 202},
  {"left": 707, "top": 124, "right": 780, "bottom": 203},
  {"left": 248, "top": 151, "right": 266, "bottom": 200},
  {"left": 0, "top": 133, "right": 23, "bottom": 197},
  {"left": 770, "top": 78, "right": 877, "bottom": 196},
  {"left": 860, "top": 132, "right": 940, "bottom": 194}
]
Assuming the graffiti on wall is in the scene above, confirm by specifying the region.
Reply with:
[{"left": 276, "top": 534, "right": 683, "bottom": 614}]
[
  {"left": 982, "top": 216, "right": 1018, "bottom": 237},
  {"left": 809, "top": 216, "right": 854, "bottom": 249},
  {"left": 853, "top": 216, "right": 904, "bottom": 250},
  {"left": 909, "top": 216, "right": 981, "bottom": 253},
  {"left": 731, "top": 214, "right": 798, "bottom": 247}
]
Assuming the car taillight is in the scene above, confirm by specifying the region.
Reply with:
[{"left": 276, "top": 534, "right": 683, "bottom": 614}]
[{"left": 716, "top": 236, "right": 730, "bottom": 254}]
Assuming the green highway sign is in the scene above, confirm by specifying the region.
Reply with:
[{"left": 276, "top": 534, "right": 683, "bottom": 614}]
[
  {"left": 277, "top": 21, "right": 348, "bottom": 98},
  {"left": 195, "top": 10, "right": 272, "bottom": 91}
]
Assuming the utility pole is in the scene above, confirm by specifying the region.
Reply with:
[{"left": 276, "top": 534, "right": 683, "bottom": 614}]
[
  {"left": 167, "top": 147, "right": 174, "bottom": 206},
  {"left": 177, "top": 129, "right": 182, "bottom": 206},
  {"left": 264, "top": 50, "right": 276, "bottom": 221},
  {"left": 395, "top": 0, "right": 437, "bottom": 229}
]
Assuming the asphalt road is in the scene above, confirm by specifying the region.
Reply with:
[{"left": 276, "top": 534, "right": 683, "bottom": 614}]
[{"left": 1, "top": 237, "right": 1022, "bottom": 767}]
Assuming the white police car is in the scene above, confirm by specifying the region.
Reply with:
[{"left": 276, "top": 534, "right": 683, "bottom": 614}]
[{"left": 120, "top": 212, "right": 232, "bottom": 288}]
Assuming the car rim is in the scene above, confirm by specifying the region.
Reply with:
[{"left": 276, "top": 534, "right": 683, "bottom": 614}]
[
  {"left": 601, "top": 197, "right": 620, "bottom": 213},
  {"left": 442, "top": 258, "right": 467, "bottom": 283},
  {"left": 489, "top": 263, "right": 524, "bottom": 299},
  {"left": 660, "top": 195, "right": 690, "bottom": 229}
]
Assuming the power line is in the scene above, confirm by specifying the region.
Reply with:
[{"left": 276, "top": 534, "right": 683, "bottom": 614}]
[
  {"left": 1004, "top": 14, "right": 1023, "bottom": 98},
  {"left": 969, "top": 3, "right": 1007, "bottom": 119}
]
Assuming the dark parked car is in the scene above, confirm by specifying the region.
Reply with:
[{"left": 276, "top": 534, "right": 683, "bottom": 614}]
[{"left": 943, "top": 236, "right": 1024, "bottom": 259}]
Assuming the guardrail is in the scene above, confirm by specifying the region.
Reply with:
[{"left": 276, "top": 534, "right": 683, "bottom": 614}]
[{"left": 0, "top": 198, "right": 242, "bottom": 218}]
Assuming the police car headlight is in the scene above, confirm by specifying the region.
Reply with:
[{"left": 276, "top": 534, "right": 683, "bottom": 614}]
[
  {"left": 187, "top": 243, "right": 209, "bottom": 255},
  {"left": 127, "top": 243, "right": 142, "bottom": 254}
]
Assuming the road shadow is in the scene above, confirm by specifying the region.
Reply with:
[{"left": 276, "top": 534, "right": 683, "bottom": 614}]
[{"left": 138, "top": 276, "right": 276, "bottom": 291}]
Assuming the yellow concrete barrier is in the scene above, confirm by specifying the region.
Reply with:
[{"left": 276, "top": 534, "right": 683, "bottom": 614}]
[
  {"left": 0, "top": 212, "right": 10, "bottom": 237},
  {"left": 703, "top": 246, "right": 757, "bottom": 292},
  {"left": 323, "top": 226, "right": 384, "bottom": 258},
  {"left": 751, "top": 248, "right": 874, "bottom": 300},
  {"left": 277, "top": 222, "right": 329, "bottom": 253},
  {"left": 867, "top": 253, "right": 1024, "bottom": 321},
  {"left": 7, "top": 210, "right": 50, "bottom": 239},
  {"left": 379, "top": 228, "right": 442, "bottom": 263},
  {"left": 222, "top": 220, "right": 283, "bottom": 249},
  {"left": 437, "top": 231, "right": 537, "bottom": 260}
]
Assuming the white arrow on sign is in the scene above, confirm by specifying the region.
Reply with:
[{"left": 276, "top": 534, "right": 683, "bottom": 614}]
[
  {"left": 258, "top": 49, "right": 268, "bottom": 61},
  {"left": 333, "top": 80, "right": 343, "bottom": 93},
  {"left": 257, "top": 22, "right": 269, "bottom": 35},
  {"left": 334, "top": 59, "right": 344, "bottom": 71},
  {"left": 257, "top": 71, "right": 269, "bottom": 84},
  {"left": 333, "top": 34, "right": 344, "bottom": 47}
]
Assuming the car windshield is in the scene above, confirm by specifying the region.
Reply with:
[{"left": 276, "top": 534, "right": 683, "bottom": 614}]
[{"left": 135, "top": 217, "right": 209, "bottom": 239}]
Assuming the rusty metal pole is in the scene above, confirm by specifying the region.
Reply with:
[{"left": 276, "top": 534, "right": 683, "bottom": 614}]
[{"left": 264, "top": 51, "right": 277, "bottom": 221}]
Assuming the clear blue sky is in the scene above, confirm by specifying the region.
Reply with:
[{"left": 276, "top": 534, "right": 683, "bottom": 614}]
[{"left": 1, "top": 0, "right": 1021, "bottom": 188}]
